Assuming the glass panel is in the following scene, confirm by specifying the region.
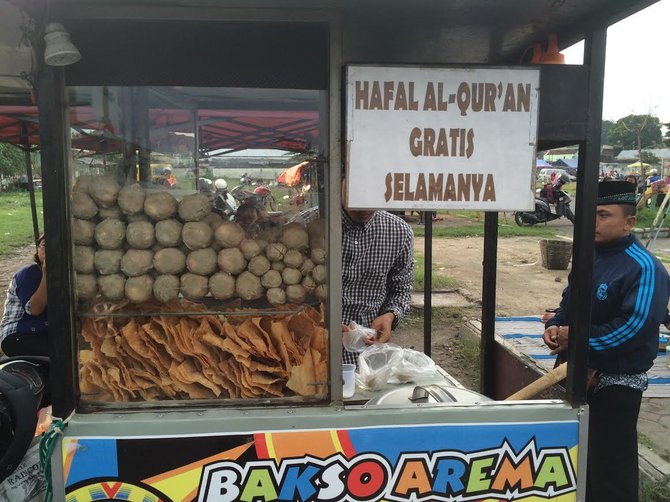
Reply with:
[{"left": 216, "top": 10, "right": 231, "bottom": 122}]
[{"left": 68, "top": 86, "right": 328, "bottom": 405}]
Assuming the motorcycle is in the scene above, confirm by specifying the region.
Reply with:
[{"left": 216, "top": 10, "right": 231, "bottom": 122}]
[
  {"left": 230, "top": 184, "right": 257, "bottom": 206},
  {"left": 252, "top": 185, "right": 277, "bottom": 211},
  {"left": 212, "top": 179, "right": 238, "bottom": 220},
  {"left": 214, "top": 191, "right": 238, "bottom": 220},
  {"left": 0, "top": 356, "right": 49, "bottom": 484},
  {"left": 230, "top": 184, "right": 276, "bottom": 212},
  {"left": 514, "top": 175, "right": 575, "bottom": 226}
]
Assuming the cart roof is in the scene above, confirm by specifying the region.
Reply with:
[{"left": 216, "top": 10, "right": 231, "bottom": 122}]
[{"left": 0, "top": 0, "right": 660, "bottom": 148}]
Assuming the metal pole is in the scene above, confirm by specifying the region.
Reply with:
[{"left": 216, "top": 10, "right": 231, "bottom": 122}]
[
  {"left": 21, "top": 123, "right": 40, "bottom": 244},
  {"left": 567, "top": 28, "right": 607, "bottom": 406},
  {"left": 480, "top": 211, "right": 498, "bottom": 397},
  {"left": 423, "top": 213, "right": 432, "bottom": 357},
  {"left": 37, "top": 65, "right": 77, "bottom": 417},
  {"left": 193, "top": 107, "right": 199, "bottom": 187},
  {"left": 135, "top": 88, "right": 151, "bottom": 183}
]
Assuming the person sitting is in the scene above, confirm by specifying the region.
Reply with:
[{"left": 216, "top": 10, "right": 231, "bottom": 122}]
[
  {"left": 646, "top": 169, "right": 661, "bottom": 185},
  {"left": 539, "top": 183, "right": 555, "bottom": 204},
  {"left": 235, "top": 201, "right": 272, "bottom": 238},
  {"left": 0, "top": 236, "right": 48, "bottom": 357}
]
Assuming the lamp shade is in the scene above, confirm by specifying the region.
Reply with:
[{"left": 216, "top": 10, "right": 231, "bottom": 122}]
[{"left": 44, "top": 22, "right": 81, "bottom": 66}]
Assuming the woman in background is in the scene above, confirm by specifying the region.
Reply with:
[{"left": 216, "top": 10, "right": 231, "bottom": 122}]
[{"left": 0, "top": 236, "right": 48, "bottom": 356}]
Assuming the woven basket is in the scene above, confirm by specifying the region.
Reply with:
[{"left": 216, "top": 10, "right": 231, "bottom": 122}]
[{"left": 540, "top": 239, "right": 572, "bottom": 270}]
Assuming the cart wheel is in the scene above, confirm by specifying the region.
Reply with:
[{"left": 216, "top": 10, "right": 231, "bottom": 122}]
[{"left": 514, "top": 212, "right": 535, "bottom": 227}]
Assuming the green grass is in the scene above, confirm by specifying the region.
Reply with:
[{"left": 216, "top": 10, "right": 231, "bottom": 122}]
[
  {"left": 636, "top": 205, "right": 667, "bottom": 229},
  {"left": 413, "top": 254, "right": 459, "bottom": 290},
  {"left": 640, "top": 475, "right": 670, "bottom": 501},
  {"left": 412, "top": 220, "right": 559, "bottom": 238},
  {"left": 0, "top": 191, "right": 43, "bottom": 255},
  {"left": 402, "top": 305, "right": 479, "bottom": 328},
  {"left": 455, "top": 334, "right": 481, "bottom": 366},
  {"left": 639, "top": 432, "right": 655, "bottom": 449}
]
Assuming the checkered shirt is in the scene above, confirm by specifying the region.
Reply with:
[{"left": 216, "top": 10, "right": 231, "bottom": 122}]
[{"left": 341, "top": 211, "right": 414, "bottom": 365}]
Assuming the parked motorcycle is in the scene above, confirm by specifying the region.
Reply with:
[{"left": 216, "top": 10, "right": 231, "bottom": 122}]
[
  {"left": 514, "top": 174, "right": 575, "bottom": 226},
  {"left": 230, "top": 184, "right": 257, "bottom": 205},
  {"left": 212, "top": 179, "right": 238, "bottom": 220},
  {"left": 253, "top": 185, "right": 277, "bottom": 211},
  {"left": 240, "top": 173, "right": 252, "bottom": 186},
  {"left": 0, "top": 356, "right": 49, "bottom": 483},
  {"left": 230, "top": 184, "right": 276, "bottom": 212}
]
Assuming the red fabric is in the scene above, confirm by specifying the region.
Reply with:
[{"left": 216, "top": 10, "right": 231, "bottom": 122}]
[{"left": 0, "top": 105, "right": 319, "bottom": 154}]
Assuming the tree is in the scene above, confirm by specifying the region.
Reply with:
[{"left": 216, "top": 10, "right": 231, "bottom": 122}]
[
  {"left": 608, "top": 114, "right": 663, "bottom": 150},
  {"left": 601, "top": 119, "right": 614, "bottom": 145},
  {"left": 0, "top": 143, "right": 25, "bottom": 177},
  {"left": 641, "top": 150, "right": 660, "bottom": 165},
  {"left": 608, "top": 114, "right": 663, "bottom": 178}
]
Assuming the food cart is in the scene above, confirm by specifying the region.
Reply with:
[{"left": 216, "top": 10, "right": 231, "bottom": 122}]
[{"left": 0, "top": 0, "right": 659, "bottom": 500}]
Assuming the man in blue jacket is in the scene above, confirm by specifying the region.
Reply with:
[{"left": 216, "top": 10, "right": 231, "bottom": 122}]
[{"left": 543, "top": 180, "right": 670, "bottom": 502}]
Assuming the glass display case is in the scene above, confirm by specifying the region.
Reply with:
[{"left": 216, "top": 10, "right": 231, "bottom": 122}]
[{"left": 67, "top": 85, "right": 329, "bottom": 405}]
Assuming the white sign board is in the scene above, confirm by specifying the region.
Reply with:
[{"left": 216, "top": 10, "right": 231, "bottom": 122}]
[{"left": 345, "top": 65, "right": 540, "bottom": 211}]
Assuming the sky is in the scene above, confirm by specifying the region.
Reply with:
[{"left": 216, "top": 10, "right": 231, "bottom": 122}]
[{"left": 563, "top": 0, "right": 670, "bottom": 124}]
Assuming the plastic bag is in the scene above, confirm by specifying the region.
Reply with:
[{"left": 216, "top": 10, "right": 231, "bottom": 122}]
[
  {"left": 357, "top": 345, "right": 438, "bottom": 390},
  {"left": 35, "top": 405, "right": 52, "bottom": 436},
  {"left": 342, "top": 321, "right": 378, "bottom": 353},
  {"left": 0, "top": 437, "right": 47, "bottom": 502},
  {"left": 357, "top": 343, "right": 403, "bottom": 390},
  {"left": 389, "top": 348, "right": 437, "bottom": 383}
]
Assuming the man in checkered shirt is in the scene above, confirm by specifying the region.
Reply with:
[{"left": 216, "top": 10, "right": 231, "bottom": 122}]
[{"left": 341, "top": 182, "right": 414, "bottom": 365}]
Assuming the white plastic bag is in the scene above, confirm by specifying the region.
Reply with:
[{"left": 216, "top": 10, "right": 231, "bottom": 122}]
[
  {"left": 0, "top": 438, "right": 47, "bottom": 502},
  {"left": 357, "top": 345, "right": 438, "bottom": 389},
  {"left": 356, "top": 343, "right": 403, "bottom": 390},
  {"left": 389, "top": 348, "right": 437, "bottom": 383},
  {"left": 342, "top": 321, "right": 377, "bottom": 353}
]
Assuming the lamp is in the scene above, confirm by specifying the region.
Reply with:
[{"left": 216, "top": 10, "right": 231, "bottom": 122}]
[
  {"left": 43, "top": 22, "right": 81, "bottom": 66},
  {"left": 540, "top": 33, "right": 565, "bottom": 64}
]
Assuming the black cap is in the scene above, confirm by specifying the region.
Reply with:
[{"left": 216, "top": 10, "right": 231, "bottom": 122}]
[{"left": 597, "top": 181, "right": 637, "bottom": 206}]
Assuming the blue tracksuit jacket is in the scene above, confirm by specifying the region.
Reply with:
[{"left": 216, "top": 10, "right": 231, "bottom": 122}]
[{"left": 546, "top": 234, "right": 670, "bottom": 374}]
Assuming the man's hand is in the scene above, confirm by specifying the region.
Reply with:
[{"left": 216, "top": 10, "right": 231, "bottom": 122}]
[
  {"left": 369, "top": 312, "right": 395, "bottom": 344},
  {"left": 543, "top": 325, "right": 569, "bottom": 354}
]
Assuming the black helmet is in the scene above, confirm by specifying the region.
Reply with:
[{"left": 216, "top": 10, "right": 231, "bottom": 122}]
[{"left": 559, "top": 173, "right": 570, "bottom": 185}]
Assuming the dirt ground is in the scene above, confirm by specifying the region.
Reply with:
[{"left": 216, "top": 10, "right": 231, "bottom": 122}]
[
  {"left": 417, "top": 233, "right": 572, "bottom": 316},
  {"left": 390, "top": 215, "right": 575, "bottom": 387}
]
